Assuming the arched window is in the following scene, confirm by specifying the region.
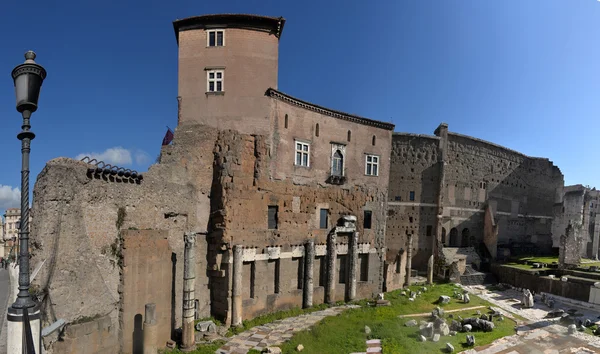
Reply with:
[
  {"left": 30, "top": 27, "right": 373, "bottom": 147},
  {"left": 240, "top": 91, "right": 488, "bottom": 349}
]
[
  {"left": 461, "top": 228, "right": 470, "bottom": 247},
  {"left": 315, "top": 123, "right": 320, "bottom": 137},
  {"left": 449, "top": 228, "right": 458, "bottom": 247},
  {"left": 284, "top": 114, "right": 288, "bottom": 129},
  {"left": 332, "top": 150, "right": 343, "bottom": 176},
  {"left": 347, "top": 130, "right": 351, "bottom": 142},
  {"left": 372, "top": 135, "right": 376, "bottom": 146}
]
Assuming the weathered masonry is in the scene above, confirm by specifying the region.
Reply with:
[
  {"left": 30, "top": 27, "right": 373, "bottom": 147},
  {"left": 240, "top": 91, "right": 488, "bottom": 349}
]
[
  {"left": 385, "top": 123, "right": 564, "bottom": 290},
  {"left": 30, "top": 14, "right": 394, "bottom": 353}
]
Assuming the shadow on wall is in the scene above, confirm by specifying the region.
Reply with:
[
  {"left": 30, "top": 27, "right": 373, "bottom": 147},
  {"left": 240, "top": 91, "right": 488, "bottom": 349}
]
[
  {"left": 171, "top": 252, "right": 177, "bottom": 339},
  {"left": 441, "top": 144, "right": 561, "bottom": 259},
  {"left": 133, "top": 313, "right": 143, "bottom": 354},
  {"left": 412, "top": 164, "right": 441, "bottom": 270}
]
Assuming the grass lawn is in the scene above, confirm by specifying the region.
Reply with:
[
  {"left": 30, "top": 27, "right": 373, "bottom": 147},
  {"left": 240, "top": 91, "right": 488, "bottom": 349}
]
[
  {"left": 503, "top": 263, "right": 550, "bottom": 271},
  {"left": 515, "top": 256, "right": 558, "bottom": 264},
  {"left": 278, "top": 283, "right": 517, "bottom": 354}
]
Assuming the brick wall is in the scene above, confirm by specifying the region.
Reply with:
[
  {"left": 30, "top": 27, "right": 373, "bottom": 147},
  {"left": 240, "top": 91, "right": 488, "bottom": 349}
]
[
  {"left": 178, "top": 27, "right": 279, "bottom": 135},
  {"left": 50, "top": 314, "right": 117, "bottom": 354},
  {"left": 120, "top": 230, "right": 173, "bottom": 354},
  {"left": 386, "top": 124, "right": 564, "bottom": 271}
]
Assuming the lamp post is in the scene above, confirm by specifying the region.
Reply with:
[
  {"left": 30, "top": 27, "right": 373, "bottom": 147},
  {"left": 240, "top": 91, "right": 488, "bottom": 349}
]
[{"left": 7, "top": 51, "right": 46, "bottom": 354}]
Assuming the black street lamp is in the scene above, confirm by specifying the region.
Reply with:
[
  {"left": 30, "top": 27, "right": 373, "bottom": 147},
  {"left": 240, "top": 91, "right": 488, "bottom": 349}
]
[
  {"left": 11, "top": 50, "right": 45, "bottom": 310},
  {"left": 8, "top": 51, "right": 46, "bottom": 354}
]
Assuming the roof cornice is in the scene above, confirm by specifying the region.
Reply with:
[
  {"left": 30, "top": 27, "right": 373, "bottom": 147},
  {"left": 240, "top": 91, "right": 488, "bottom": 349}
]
[
  {"left": 266, "top": 88, "right": 395, "bottom": 131},
  {"left": 173, "top": 14, "right": 285, "bottom": 44}
]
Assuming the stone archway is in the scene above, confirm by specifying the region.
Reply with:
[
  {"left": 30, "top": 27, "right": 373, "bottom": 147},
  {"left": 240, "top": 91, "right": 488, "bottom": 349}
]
[
  {"left": 449, "top": 228, "right": 458, "bottom": 247},
  {"left": 441, "top": 228, "right": 447, "bottom": 245},
  {"left": 461, "top": 228, "right": 470, "bottom": 247}
]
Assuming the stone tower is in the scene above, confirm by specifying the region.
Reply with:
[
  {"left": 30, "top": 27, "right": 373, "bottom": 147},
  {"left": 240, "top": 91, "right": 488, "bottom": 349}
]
[{"left": 173, "top": 14, "right": 285, "bottom": 134}]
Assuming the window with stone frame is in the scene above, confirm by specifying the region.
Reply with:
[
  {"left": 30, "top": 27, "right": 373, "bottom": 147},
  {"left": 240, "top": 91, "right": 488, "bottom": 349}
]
[
  {"left": 295, "top": 141, "right": 310, "bottom": 167},
  {"left": 363, "top": 210, "right": 372, "bottom": 229},
  {"left": 207, "top": 29, "right": 224, "bottom": 47},
  {"left": 206, "top": 70, "right": 224, "bottom": 92},
  {"left": 365, "top": 154, "right": 379, "bottom": 176}
]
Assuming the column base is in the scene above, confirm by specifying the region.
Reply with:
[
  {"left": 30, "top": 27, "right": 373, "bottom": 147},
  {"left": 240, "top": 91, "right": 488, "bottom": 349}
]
[{"left": 7, "top": 304, "right": 41, "bottom": 354}]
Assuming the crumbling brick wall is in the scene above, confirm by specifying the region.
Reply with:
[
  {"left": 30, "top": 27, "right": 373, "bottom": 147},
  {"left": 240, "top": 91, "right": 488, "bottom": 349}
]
[
  {"left": 207, "top": 129, "right": 388, "bottom": 322},
  {"left": 386, "top": 124, "right": 564, "bottom": 276}
]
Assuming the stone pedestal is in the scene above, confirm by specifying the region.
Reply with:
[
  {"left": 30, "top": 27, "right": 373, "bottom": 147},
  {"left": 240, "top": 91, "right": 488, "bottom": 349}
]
[
  {"left": 143, "top": 303, "right": 158, "bottom": 354},
  {"left": 7, "top": 305, "right": 41, "bottom": 354}
]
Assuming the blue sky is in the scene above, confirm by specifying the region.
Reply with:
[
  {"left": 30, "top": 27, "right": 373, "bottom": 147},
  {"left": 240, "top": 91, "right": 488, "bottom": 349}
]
[{"left": 1, "top": 0, "right": 599, "bottom": 211}]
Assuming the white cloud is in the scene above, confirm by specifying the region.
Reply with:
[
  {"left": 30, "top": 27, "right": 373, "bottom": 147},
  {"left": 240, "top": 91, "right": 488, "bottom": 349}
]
[
  {"left": 0, "top": 185, "right": 21, "bottom": 211},
  {"left": 134, "top": 150, "right": 151, "bottom": 165},
  {"left": 76, "top": 147, "right": 133, "bottom": 166}
]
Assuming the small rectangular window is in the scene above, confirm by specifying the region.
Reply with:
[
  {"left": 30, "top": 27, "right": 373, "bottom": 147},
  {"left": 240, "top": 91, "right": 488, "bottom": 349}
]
[
  {"left": 319, "top": 208, "right": 328, "bottom": 229},
  {"left": 363, "top": 210, "right": 372, "bottom": 229},
  {"left": 394, "top": 196, "right": 401, "bottom": 201},
  {"left": 295, "top": 141, "right": 310, "bottom": 167},
  {"left": 359, "top": 254, "right": 369, "bottom": 281},
  {"left": 409, "top": 191, "right": 415, "bottom": 201},
  {"left": 207, "top": 30, "right": 224, "bottom": 47},
  {"left": 268, "top": 206, "right": 278, "bottom": 229},
  {"left": 365, "top": 155, "right": 379, "bottom": 176},
  {"left": 426, "top": 225, "right": 432, "bottom": 236},
  {"left": 207, "top": 70, "right": 224, "bottom": 92}
]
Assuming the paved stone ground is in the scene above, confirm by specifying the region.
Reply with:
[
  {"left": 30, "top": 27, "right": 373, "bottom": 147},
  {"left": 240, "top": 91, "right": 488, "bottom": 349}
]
[
  {"left": 0, "top": 269, "right": 11, "bottom": 354},
  {"left": 215, "top": 305, "right": 360, "bottom": 354},
  {"left": 461, "top": 285, "right": 600, "bottom": 353},
  {"left": 350, "top": 338, "right": 382, "bottom": 354}
]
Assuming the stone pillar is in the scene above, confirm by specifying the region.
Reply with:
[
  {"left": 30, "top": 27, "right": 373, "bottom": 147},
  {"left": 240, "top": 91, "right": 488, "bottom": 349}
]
[
  {"left": 231, "top": 245, "right": 243, "bottom": 326},
  {"left": 143, "top": 303, "right": 158, "bottom": 354},
  {"left": 181, "top": 233, "right": 197, "bottom": 352},
  {"left": 347, "top": 231, "right": 358, "bottom": 302},
  {"left": 405, "top": 231, "right": 413, "bottom": 287},
  {"left": 303, "top": 240, "right": 315, "bottom": 308},
  {"left": 326, "top": 231, "right": 337, "bottom": 304},
  {"left": 427, "top": 255, "right": 434, "bottom": 285},
  {"left": 593, "top": 214, "right": 600, "bottom": 260}
]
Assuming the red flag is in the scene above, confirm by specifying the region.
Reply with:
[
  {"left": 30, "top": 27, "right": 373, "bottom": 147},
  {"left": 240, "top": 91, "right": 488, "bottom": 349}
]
[{"left": 162, "top": 128, "right": 174, "bottom": 146}]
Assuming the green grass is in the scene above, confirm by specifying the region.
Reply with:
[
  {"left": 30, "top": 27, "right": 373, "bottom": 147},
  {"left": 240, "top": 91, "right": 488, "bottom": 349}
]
[
  {"left": 159, "top": 340, "right": 226, "bottom": 354},
  {"left": 226, "top": 303, "right": 332, "bottom": 336},
  {"left": 194, "top": 316, "right": 223, "bottom": 328},
  {"left": 515, "top": 256, "right": 558, "bottom": 264},
  {"left": 503, "top": 263, "right": 550, "bottom": 271},
  {"left": 278, "top": 284, "right": 515, "bottom": 354}
]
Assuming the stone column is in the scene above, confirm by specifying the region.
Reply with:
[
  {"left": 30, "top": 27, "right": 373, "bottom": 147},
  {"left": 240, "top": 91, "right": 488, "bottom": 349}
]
[
  {"left": 427, "top": 255, "right": 434, "bottom": 285},
  {"left": 143, "top": 303, "right": 158, "bottom": 354},
  {"left": 303, "top": 240, "right": 315, "bottom": 308},
  {"left": 231, "top": 245, "right": 243, "bottom": 326},
  {"left": 181, "top": 233, "right": 197, "bottom": 352},
  {"left": 405, "top": 231, "right": 413, "bottom": 287},
  {"left": 326, "top": 232, "right": 337, "bottom": 304},
  {"left": 347, "top": 231, "right": 358, "bottom": 302},
  {"left": 593, "top": 214, "right": 600, "bottom": 260}
]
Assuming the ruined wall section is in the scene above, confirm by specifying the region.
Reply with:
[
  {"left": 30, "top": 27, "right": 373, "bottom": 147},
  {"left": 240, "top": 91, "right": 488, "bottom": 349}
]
[
  {"left": 209, "top": 128, "right": 388, "bottom": 320},
  {"left": 387, "top": 133, "right": 440, "bottom": 272},
  {"left": 443, "top": 133, "right": 562, "bottom": 253},
  {"left": 30, "top": 125, "right": 218, "bottom": 351}
]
